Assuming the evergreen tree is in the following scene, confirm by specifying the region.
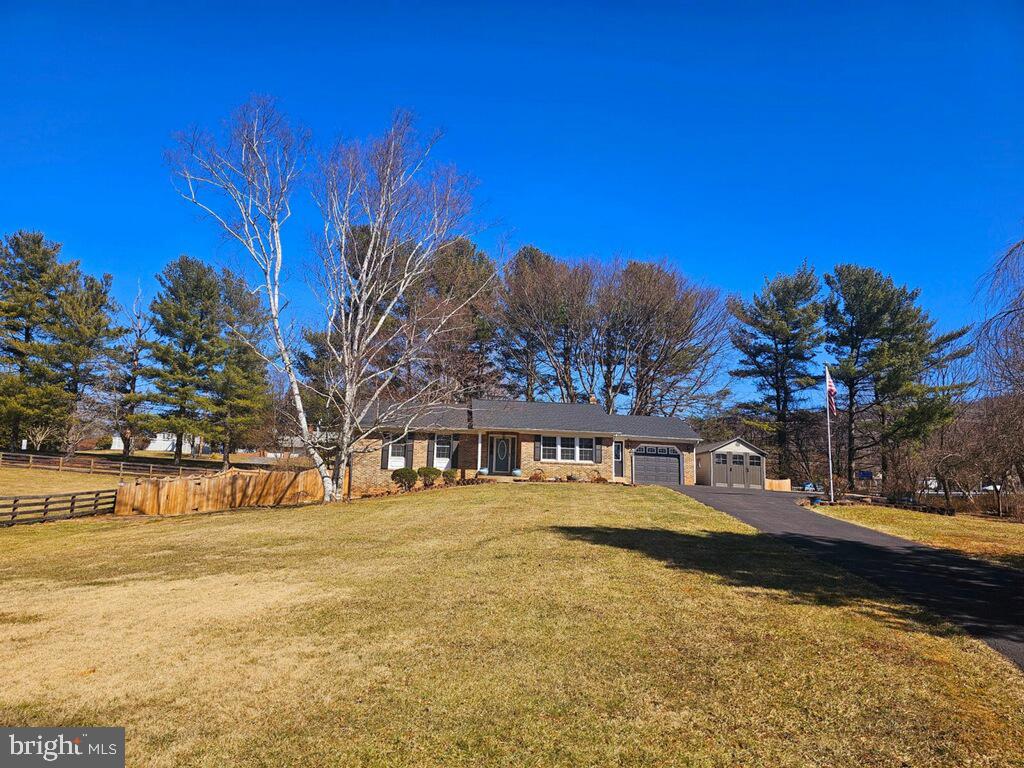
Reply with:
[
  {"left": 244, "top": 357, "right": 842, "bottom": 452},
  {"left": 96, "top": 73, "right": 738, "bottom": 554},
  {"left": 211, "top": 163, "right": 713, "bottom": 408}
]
[
  {"left": 728, "top": 263, "right": 823, "bottom": 479},
  {"left": 824, "top": 264, "right": 971, "bottom": 487},
  {"left": 423, "top": 238, "right": 503, "bottom": 398},
  {"left": 0, "top": 231, "right": 116, "bottom": 452},
  {"left": 209, "top": 270, "right": 272, "bottom": 467},
  {"left": 144, "top": 255, "right": 223, "bottom": 464},
  {"left": 47, "top": 270, "right": 119, "bottom": 452},
  {"left": 0, "top": 232, "right": 74, "bottom": 448},
  {"left": 497, "top": 246, "right": 556, "bottom": 401}
]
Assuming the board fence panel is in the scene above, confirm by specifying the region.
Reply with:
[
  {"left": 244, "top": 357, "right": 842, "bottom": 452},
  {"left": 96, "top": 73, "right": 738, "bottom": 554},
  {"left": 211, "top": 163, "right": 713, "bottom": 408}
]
[{"left": 114, "top": 467, "right": 326, "bottom": 517}]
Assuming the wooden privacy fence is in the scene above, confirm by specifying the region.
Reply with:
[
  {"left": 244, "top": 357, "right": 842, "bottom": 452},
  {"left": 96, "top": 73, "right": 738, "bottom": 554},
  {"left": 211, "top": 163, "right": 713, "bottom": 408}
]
[
  {"left": 114, "top": 467, "right": 325, "bottom": 517},
  {"left": 0, "top": 451, "right": 219, "bottom": 479},
  {"left": 765, "top": 478, "right": 792, "bottom": 492},
  {"left": 1, "top": 488, "right": 117, "bottom": 526}
]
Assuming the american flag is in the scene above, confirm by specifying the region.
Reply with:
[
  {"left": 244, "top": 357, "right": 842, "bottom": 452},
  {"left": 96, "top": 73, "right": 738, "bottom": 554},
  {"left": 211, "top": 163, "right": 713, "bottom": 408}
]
[{"left": 825, "top": 366, "right": 837, "bottom": 416}]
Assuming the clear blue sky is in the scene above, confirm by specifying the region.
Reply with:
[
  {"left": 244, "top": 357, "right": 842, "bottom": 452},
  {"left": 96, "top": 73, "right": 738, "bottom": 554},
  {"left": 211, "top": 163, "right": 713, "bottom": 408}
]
[{"left": 2, "top": 1, "right": 1023, "bottom": 340}]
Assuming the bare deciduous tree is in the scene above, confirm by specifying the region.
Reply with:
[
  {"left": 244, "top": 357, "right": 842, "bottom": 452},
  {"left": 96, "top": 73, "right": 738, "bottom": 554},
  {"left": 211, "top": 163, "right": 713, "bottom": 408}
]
[
  {"left": 172, "top": 100, "right": 480, "bottom": 500},
  {"left": 24, "top": 422, "right": 57, "bottom": 453},
  {"left": 498, "top": 255, "right": 729, "bottom": 415},
  {"left": 311, "top": 113, "right": 480, "bottom": 498},
  {"left": 104, "top": 287, "right": 152, "bottom": 457},
  {"left": 981, "top": 237, "right": 1024, "bottom": 395}
]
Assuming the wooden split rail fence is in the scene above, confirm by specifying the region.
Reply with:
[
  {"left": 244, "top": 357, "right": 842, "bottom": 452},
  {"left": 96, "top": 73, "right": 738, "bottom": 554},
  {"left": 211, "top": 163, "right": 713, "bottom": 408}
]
[
  {"left": 0, "top": 451, "right": 219, "bottom": 479},
  {"left": 1, "top": 488, "right": 118, "bottom": 526}
]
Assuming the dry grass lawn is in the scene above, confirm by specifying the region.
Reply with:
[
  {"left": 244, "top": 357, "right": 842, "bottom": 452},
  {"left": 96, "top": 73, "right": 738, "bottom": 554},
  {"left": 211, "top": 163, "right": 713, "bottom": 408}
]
[
  {"left": 0, "top": 467, "right": 121, "bottom": 496},
  {"left": 1, "top": 484, "right": 1023, "bottom": 767},
  {"left": 820, "top": 503, "right": 1024, "bottom": 570}
]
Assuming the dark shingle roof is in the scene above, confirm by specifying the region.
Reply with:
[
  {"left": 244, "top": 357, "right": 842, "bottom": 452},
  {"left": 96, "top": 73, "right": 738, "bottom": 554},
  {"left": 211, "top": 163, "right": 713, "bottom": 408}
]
[
  {"left": 363, "top": 398, "right": 700, "bottom": 441},
  {"left": 470, "top": 399, "right": 612, "bottom": 433},
  {"left": 603, "top": 412, "right": 700, "bottom": 441},
  {"left": 695, "top": 437, "right": 766, "bottom": 455},
  {"left": 470, "top": 399, "right": 699, "bottom": 441},
  {"left": 360, "top": 403, "right": 470, "bottom": 431}
]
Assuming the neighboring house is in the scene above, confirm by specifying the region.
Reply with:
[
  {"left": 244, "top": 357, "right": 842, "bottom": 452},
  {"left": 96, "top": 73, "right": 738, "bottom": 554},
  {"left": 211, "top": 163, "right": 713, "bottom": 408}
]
[
  {"left": 348, "top": 398, "right": 702, "bottom": 495},
  {"left": 110, "top": 432, "right": 198, "bottom": 455},
  {"left": 694, "top": 438, "right": 767, "bottom": 490}
]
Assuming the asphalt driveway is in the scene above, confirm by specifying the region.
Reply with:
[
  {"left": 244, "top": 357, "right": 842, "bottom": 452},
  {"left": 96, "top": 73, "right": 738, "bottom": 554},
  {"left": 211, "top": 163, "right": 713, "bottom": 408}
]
[{"left": 678, "top": 485, "right": 1024, "bottom": 671}]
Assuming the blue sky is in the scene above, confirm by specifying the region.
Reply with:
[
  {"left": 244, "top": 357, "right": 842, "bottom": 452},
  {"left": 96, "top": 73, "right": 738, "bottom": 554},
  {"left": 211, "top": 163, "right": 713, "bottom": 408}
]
[{"left": 2, "top": 1, "right": 1023, "bottom": 344}]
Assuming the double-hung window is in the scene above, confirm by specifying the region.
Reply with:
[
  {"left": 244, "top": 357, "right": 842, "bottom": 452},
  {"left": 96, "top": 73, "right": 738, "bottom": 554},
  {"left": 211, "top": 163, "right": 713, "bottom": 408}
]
[
  {"left": 578, "top": 437, "right": 594, "bottom": 462},
  {"left": 539, "top": 435, "right": 597, "bottom": 463},
  {"left": 541, "top": 435, "right": 557, "bottom": 460},
  {"left": 388, "top": 434, "right": 407, "bottom": 470},
  {"left": 560, "top": 436, "right": 577, "bottom": 461},
  {"left": 434, "top": 434, "right": 452, "bottom": 470}
]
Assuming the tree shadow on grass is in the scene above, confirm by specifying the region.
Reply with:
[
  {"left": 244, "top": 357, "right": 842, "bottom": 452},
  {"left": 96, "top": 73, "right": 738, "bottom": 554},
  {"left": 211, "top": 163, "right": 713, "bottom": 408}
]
[{"left": 551, "top": 525, "right": 1024, "bottom": 657}]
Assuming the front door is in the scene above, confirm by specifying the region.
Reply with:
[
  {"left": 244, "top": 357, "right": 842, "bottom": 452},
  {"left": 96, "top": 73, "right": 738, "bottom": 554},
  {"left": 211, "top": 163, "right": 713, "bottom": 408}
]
[
  {"left": 613, "top": 441, "right": 624, "bottom": 478},
  {"left": 492, "top": 436, "right": 512, "bottom": 474}
]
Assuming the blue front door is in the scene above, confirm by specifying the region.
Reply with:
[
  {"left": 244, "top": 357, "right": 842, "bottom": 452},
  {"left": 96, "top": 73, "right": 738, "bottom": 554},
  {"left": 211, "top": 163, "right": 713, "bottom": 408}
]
[{"left": 493, "top": 437, "right": 512, "bottom": 474}]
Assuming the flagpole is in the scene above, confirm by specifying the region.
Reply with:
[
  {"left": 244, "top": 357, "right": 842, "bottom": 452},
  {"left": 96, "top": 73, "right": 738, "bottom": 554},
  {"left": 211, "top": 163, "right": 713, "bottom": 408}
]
[{"left": 825, "top": 365, "right": 835, "bottom": 503}]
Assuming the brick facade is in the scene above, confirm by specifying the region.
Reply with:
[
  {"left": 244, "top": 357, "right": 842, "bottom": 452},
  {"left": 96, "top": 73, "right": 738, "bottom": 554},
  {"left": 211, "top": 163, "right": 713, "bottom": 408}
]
[
  {"left": 349, "top": 432, "right": 432, "bottom": 495},
  {"left": 348, "top": 430, "right": 698, "bottom": 495},
  {"left": 620, "top": 440, "right": 696, "bottom": 485},
  {"left": 518, "top": 434, "right": 614, "bottom": 481}
]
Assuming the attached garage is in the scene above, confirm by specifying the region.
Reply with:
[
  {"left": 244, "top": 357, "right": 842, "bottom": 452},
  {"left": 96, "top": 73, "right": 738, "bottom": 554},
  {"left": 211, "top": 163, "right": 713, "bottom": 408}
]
[
  {"left": 695, "top": 438, "right": 766, "bottom": 490},
  {"left": 632, "top": 444, "right": 682, "bottom": 487}
]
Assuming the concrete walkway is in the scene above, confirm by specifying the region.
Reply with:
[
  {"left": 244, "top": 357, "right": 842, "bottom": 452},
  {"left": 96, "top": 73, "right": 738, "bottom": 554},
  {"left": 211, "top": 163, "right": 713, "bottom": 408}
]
[{"left": 677, "top": 485, "right": 1024, "bottom": 671}]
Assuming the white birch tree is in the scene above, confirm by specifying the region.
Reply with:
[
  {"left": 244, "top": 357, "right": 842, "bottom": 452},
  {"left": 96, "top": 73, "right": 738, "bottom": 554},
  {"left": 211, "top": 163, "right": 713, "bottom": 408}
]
[
  {"left": 171, "top": 99, "right": 479, "bottom": 500},
  {"left": 311, "top": 112, "right": 478, "bottom": 498}
]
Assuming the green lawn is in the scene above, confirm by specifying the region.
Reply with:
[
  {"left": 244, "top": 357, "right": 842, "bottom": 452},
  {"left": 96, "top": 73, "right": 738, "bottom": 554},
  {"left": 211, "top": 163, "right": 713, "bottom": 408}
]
[
  {"left": 1, "top": 484, "right": 1022, "bottom": 766},
  {"left": 819, "top": 503, "right": 1024, "bottom": 570},
  {"left": 0, "top": 467, "right": 122, "bottom": 496}
]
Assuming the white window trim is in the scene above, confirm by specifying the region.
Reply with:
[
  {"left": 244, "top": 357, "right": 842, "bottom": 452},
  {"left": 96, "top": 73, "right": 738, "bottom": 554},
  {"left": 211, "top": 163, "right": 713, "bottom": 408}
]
[
  {"left": 387, "top": 435, "right": 407, "bottom": 470},
  {"left": 540, "top": 435, "right": 599, "bottom": 464},
  {"left": 433, "top": 433, "right": 452, "bottom": 471}
]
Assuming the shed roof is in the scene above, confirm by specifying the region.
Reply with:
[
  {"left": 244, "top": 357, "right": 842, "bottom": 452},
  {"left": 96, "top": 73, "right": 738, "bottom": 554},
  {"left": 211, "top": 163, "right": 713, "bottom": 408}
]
[{"left": 695, "top": 437, "right": 767, "bottom": 455}]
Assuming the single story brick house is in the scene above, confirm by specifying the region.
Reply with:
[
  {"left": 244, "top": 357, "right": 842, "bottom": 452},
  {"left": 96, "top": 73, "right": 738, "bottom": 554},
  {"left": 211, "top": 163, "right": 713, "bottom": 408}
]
[{"left": 348, "top": 398, "right": 700, "bottom": 495}]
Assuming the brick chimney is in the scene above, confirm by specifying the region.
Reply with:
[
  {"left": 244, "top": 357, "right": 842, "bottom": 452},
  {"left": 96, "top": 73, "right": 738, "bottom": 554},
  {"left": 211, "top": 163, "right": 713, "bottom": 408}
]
[{"left": 588, "top": 393, "right": 598, "bottom": 405}]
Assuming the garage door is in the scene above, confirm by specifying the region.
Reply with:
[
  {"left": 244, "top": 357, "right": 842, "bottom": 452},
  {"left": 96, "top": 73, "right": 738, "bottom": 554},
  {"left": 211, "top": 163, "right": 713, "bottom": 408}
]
[{"left": 633, "top": 446, "right": 681, "bottom": 486}]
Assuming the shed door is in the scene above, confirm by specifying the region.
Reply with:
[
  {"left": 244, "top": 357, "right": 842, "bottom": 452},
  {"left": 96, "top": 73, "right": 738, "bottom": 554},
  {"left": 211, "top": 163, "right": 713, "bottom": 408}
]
[
  {"left": 729, "top": 453, "right": 747, "bottom": 487},
  {"left": 633, "top": 446, "right": 681, "bottom": 487},
  {"left": 747, "top": 454, "right": 764, "bottom": 489},
  {"left": 712, "top": 453, "right": 729, "bottom": 486}
]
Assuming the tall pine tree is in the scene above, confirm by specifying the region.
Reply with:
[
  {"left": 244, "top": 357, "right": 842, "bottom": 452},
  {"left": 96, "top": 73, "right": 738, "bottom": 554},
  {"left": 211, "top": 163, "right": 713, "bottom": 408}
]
[
  {"left": 0, "top": 231, "right": 116, "bottom": 452},
  {"left": 728, "top": 263, "right": 823, "bottom": 479},
  {"left": 144, "top": 255, "right": 223, "bottom": 464},
  {"left": 824, "top": 264, "right": 971, "bottom": 487},
  {"left": 209, "top": 270, "right": 272, "bottom": 467}
]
